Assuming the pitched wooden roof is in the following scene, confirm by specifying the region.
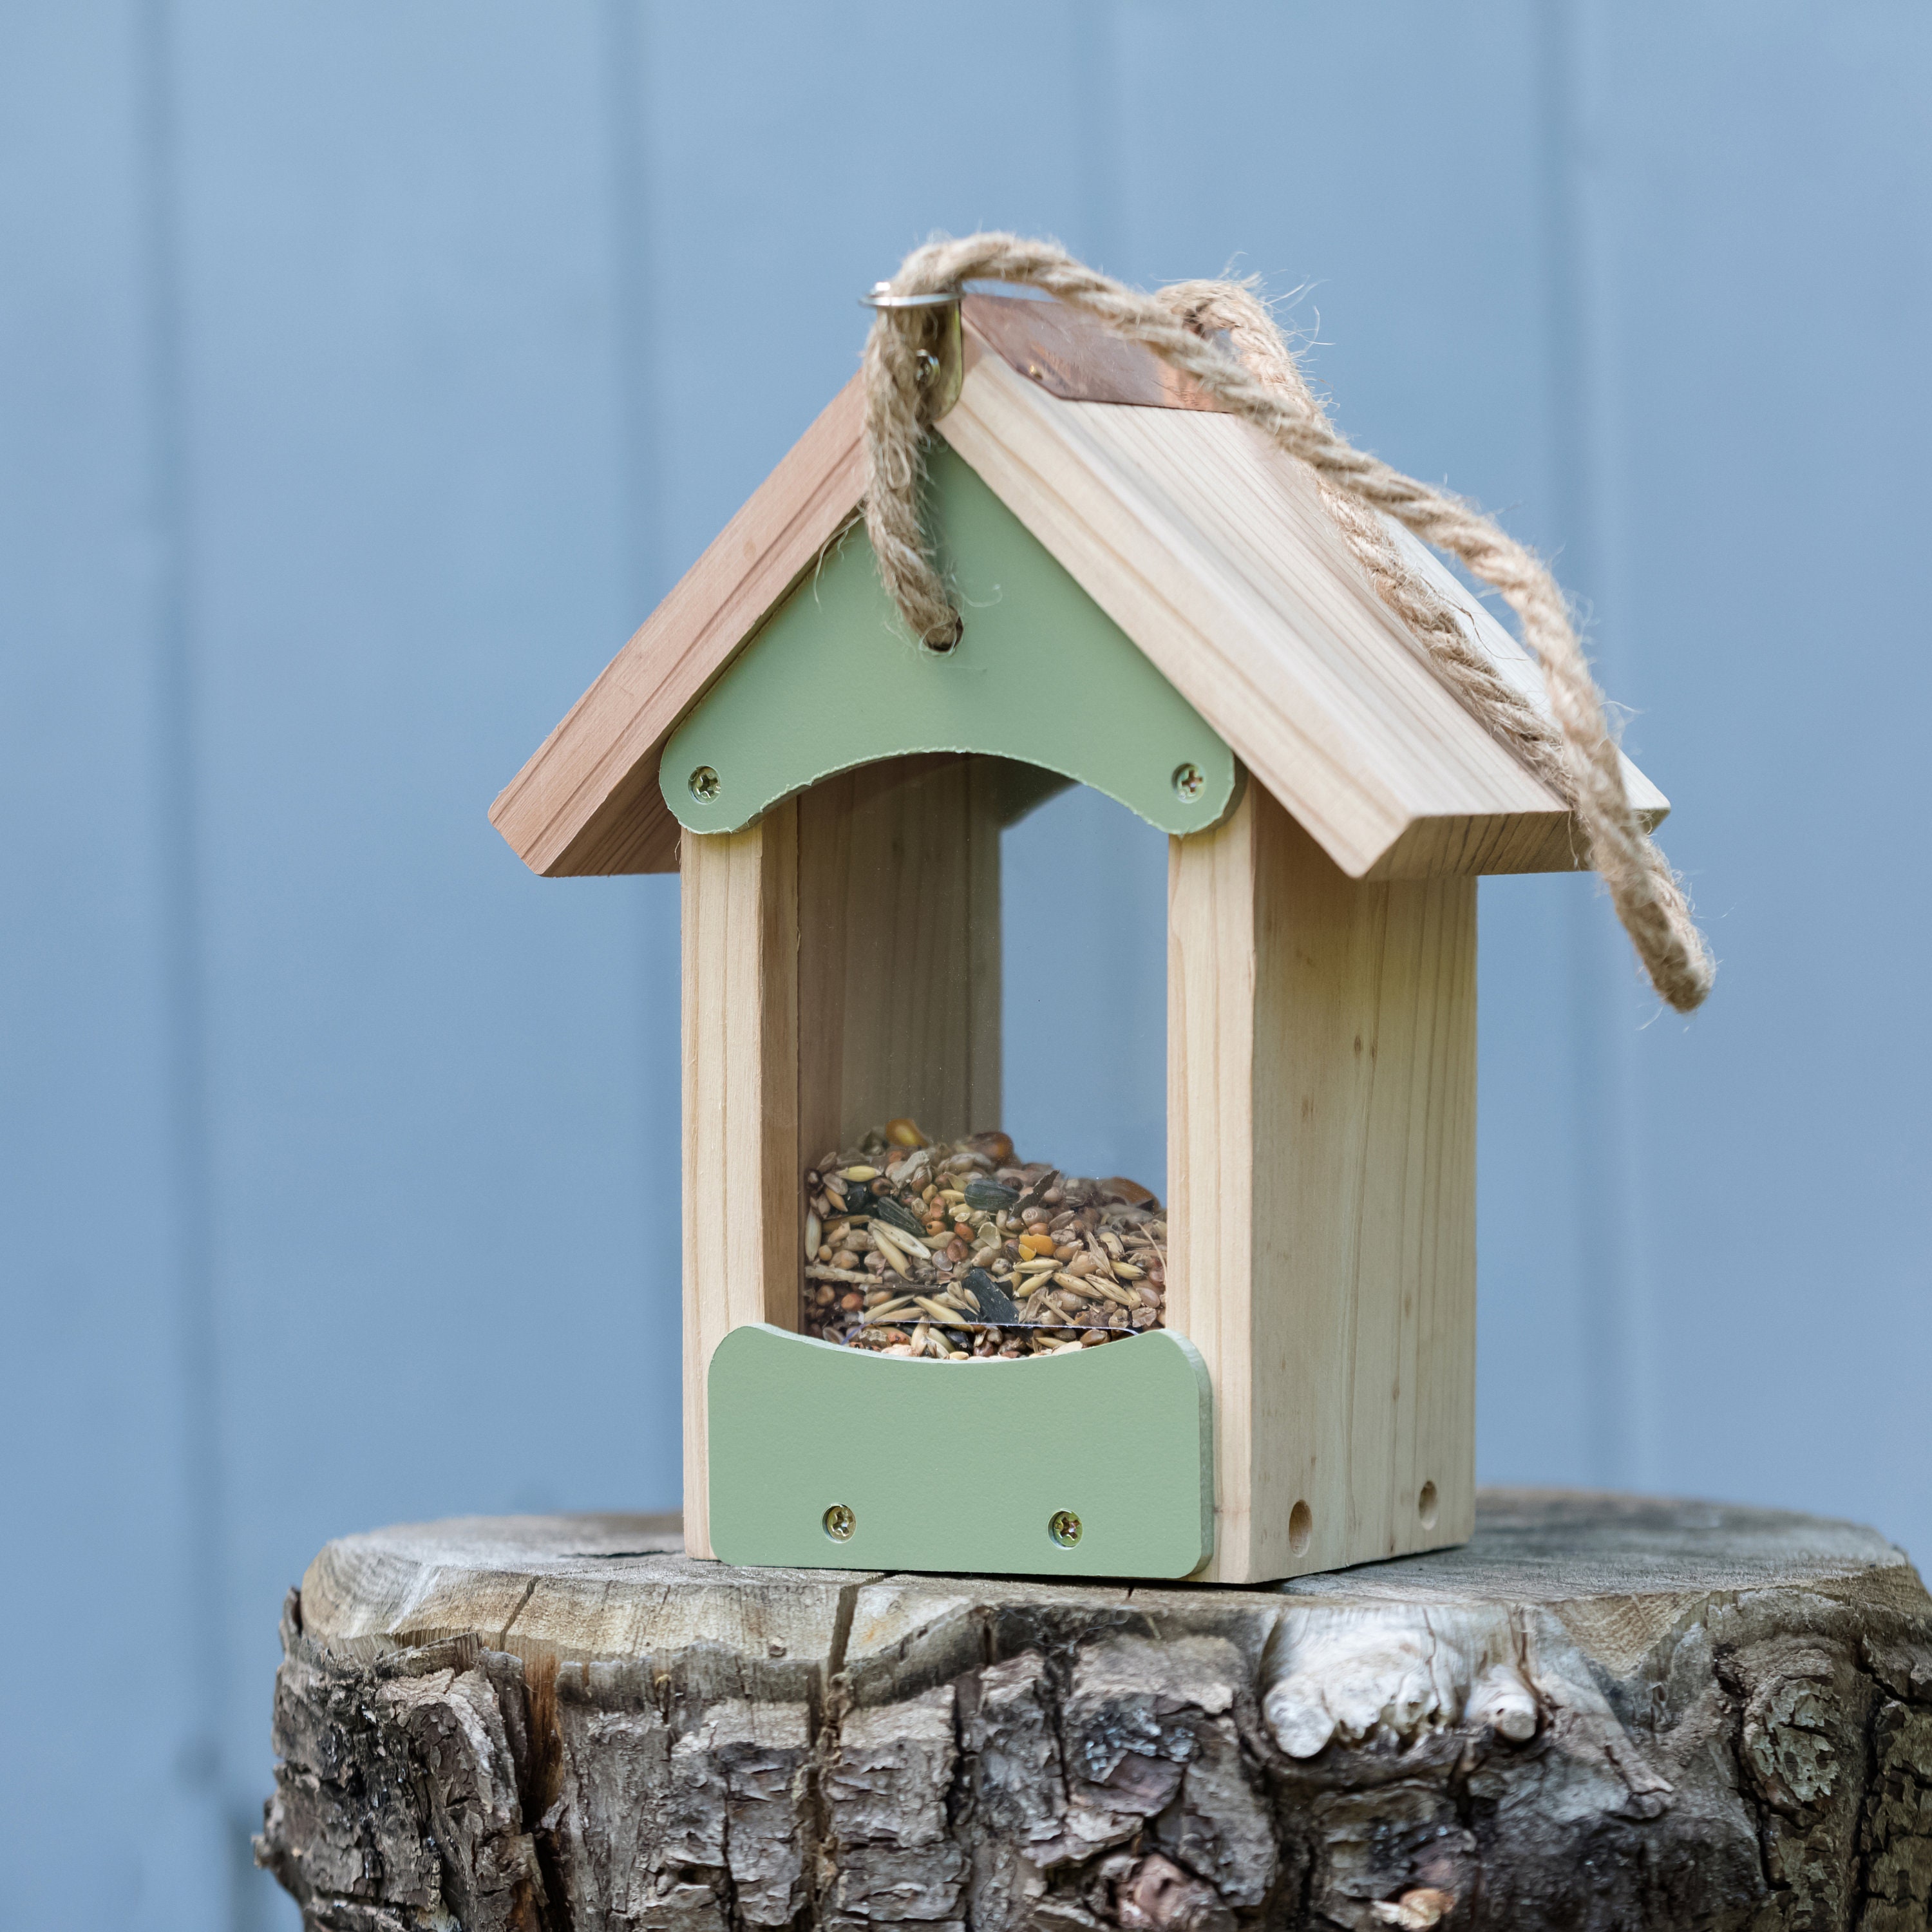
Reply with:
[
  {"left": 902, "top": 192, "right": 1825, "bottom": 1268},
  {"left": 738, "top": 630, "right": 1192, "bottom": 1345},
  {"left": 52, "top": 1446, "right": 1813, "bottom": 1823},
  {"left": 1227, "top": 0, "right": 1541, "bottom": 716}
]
[{"left": 490, "top": 300, "right": 1665, "bottom": 879}]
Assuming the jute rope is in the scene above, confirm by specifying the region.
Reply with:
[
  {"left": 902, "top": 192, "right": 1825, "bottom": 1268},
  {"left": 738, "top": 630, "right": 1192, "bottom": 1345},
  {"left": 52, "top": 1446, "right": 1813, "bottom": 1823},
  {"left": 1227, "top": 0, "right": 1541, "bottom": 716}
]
[{"left": 861, "top": 233, "right": 1714, "bottom": 1014}]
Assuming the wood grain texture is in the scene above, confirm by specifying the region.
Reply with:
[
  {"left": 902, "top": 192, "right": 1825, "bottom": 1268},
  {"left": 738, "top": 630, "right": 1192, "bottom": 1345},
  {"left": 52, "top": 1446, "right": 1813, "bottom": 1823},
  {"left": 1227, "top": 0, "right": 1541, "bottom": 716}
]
[
  {"left": 681, "top": 809, "right": 799, "bottom": 1558},
  {"left": 683, "top": 755, "right": 1003, "bottom": 1558},
  {"left": 261, "top": 1497, "right": 1932, "bottom": 1932},
  {"left": 491, "top": 377, "right": 868, "bottom": 877},
  {"left": 1360, "top": 518, "right": 1671, "bottom": 877},
  {"left": 936, "top": 343, "right": 1611, "bottom": 880},
  {"left": 493, "top": 325, "right": 1667, "bottom": 886},
  {"left": 796, "top": 753, "right": 1001, "bottom": 1162},
  {"left": 1169, "top": 785, "right": 1476, "bottom": 1584}
]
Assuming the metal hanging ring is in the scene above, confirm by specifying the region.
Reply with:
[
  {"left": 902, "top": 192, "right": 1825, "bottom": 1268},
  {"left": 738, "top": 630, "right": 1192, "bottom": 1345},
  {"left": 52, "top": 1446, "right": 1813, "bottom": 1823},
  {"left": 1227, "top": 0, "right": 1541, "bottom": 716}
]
[{"left": 859, "top": 282, "right": 964, "bottom": 310}]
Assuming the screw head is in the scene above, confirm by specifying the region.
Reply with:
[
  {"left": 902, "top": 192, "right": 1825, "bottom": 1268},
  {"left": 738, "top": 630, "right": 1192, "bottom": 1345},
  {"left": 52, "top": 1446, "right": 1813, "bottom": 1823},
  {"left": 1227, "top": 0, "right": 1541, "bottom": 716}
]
[
  {"left": 688, "top": 766, "right": 721, "bottom": 802},
  {"left": 1171, "top": 762, "right": 1206, "bottom": 802},
  {"left": 1048, "top": 1510, "right": 1083, "bottom": 1548},
  {"left": 822, "top": 1504, "right": 855, "bottom": 1542}
]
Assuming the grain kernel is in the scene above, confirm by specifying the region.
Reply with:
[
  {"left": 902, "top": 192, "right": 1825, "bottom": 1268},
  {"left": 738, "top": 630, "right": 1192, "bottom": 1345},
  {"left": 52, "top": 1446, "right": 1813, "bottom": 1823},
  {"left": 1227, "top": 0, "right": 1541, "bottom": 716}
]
[{"left": 799, "top": 1125, "right": 1166, "bottom": 1354}]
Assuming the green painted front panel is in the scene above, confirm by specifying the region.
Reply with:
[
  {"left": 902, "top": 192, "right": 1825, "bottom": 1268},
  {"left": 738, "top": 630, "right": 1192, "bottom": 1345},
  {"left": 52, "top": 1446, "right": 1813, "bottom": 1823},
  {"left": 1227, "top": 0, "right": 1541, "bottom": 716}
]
[
  {"left": 707, "top": 1324, "right": 1213, "bottom": 1578},
  {"left": 661, "top": 446, "right": 1238, "bottom": 838}
]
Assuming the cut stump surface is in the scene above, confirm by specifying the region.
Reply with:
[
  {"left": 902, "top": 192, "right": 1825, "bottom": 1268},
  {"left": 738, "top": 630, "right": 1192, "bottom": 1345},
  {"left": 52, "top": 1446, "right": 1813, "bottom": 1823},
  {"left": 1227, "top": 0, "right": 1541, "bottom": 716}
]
[{"left": 258, "top": 1491, "right": 1932, "bottom": 1932}]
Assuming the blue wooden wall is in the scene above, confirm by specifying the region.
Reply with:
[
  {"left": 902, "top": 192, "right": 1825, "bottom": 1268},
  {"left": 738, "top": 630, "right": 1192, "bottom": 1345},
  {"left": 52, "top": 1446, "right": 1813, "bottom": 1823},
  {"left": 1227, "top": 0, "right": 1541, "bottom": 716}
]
[{"left": 3, "top": 5, "right": 1927, "bottom": 1925}]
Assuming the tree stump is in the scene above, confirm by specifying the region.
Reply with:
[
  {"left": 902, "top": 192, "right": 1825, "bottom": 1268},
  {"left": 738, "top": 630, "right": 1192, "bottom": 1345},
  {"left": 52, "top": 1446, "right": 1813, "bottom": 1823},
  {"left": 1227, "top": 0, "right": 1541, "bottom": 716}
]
[{"left": 257, "top": 1492, "right": 1932, "bottom": 1932}]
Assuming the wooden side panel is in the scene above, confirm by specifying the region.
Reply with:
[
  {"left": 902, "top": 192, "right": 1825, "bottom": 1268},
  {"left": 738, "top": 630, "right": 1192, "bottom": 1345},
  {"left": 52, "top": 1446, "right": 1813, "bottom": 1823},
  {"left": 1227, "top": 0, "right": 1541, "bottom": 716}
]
[
  {"left": 1167, "top": 801, "right": 1259, "bottom": 1570},
  {"left": 680, "top": 807, "right": 799, "bottom": 1558},
  {"left": 684, "top": 755, "right": 1005, "bottom": 1558},
  {"left": 1169, "top": 788, "right": 1476, "bottom": 1584},
  {"left": 1248, "top": 793, "right": 1478, "bottom": 1578},
  {"left": 796, "top": 755, "right": 1002, "bottom": 1162}
]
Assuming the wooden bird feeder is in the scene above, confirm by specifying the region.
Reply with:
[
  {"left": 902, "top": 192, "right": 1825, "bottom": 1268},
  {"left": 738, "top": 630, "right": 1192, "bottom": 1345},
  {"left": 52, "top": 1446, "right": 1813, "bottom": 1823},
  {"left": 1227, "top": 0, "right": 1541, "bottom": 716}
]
[{"left": 491, "top": 295, "right": 1670, "bottom": 1585}]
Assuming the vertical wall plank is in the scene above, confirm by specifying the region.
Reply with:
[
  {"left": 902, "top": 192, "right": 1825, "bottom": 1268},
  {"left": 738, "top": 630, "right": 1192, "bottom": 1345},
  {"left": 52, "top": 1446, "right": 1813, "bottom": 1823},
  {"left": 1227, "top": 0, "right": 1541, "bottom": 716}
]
[
  {"left": 1166, "top": 796, "right": 1260, "bottom": 1571},
  {"left": 1170, "top": 789, "right": 1475, "bottom": 1582},
  {"left": 797, "top": 755, "right": 1003, "bottom": 1161},
  {"left": 681, "top": 809, "right": 799, "bottom": 1557},
  {"left": 693, "top": 755, "right": 1003, "bottom": 1551}
]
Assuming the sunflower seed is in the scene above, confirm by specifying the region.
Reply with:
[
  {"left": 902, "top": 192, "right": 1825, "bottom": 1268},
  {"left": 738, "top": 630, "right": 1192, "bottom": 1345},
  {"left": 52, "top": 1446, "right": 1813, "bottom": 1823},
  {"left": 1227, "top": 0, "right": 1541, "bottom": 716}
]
[{"left": 963, "top": 1177, "right": 1019, "bottom": 1213}]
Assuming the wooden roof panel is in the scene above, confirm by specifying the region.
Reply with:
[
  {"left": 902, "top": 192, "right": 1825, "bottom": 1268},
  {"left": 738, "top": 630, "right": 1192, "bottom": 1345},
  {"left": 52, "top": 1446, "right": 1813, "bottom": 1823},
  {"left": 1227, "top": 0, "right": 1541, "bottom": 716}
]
[
  {"left": 491, "top": 307, "right": 1662, "bottom": 881},
  {"left": 934, "top": 346, "right": 1567, "bottom": 877},
  {"left": 489, "top": 374, "right": 869, "bottom": 876}
]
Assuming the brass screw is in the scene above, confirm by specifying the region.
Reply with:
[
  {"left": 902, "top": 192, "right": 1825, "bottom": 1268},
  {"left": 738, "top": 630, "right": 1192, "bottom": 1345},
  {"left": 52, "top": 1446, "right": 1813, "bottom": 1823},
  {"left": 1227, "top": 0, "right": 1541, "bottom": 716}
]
[
  {"left": 1048, "top": 1510, "right": 1082, "bottom": 1548},
  {"left": 1172, "top": 762, "right": 1206, "bottom": 802},
  {"left": 688, "top": 766, "right": 721, "bottom": 802},
  {"left": 822, "top": 1504, "right": 855, "bottom": 1542}
]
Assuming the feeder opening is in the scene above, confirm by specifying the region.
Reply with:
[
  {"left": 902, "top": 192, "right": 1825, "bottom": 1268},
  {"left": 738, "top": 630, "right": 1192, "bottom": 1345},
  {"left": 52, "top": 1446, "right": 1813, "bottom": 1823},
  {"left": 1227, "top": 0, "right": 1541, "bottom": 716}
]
[{"left": 794, "top": 753, "right": 1168, "bottom": 1360}]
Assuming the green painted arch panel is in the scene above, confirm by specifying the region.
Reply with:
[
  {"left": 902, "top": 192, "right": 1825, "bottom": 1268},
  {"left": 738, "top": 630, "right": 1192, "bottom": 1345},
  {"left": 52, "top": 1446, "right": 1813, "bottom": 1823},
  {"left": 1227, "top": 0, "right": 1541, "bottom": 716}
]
[
  {"left": 662, "top": 445, "right": 1238, "bottom": 838},
  {"left": 707, "top": 1323, "right": 1213, "bottom": 1578}
]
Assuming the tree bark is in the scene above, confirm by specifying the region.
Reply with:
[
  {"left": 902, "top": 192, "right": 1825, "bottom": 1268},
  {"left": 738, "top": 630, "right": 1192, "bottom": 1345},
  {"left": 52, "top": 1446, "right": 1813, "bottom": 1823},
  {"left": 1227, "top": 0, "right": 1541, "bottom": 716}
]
[{"left": 256, "top": 1492, "right": 1932, "bottom": 1932}]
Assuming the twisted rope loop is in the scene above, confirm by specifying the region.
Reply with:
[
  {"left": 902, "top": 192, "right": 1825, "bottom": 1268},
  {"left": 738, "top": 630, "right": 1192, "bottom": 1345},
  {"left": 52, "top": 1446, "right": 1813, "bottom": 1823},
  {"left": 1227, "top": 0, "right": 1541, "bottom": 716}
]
[{"left": 861, "top": 233, "right": 1714, "bottom": 1014}]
